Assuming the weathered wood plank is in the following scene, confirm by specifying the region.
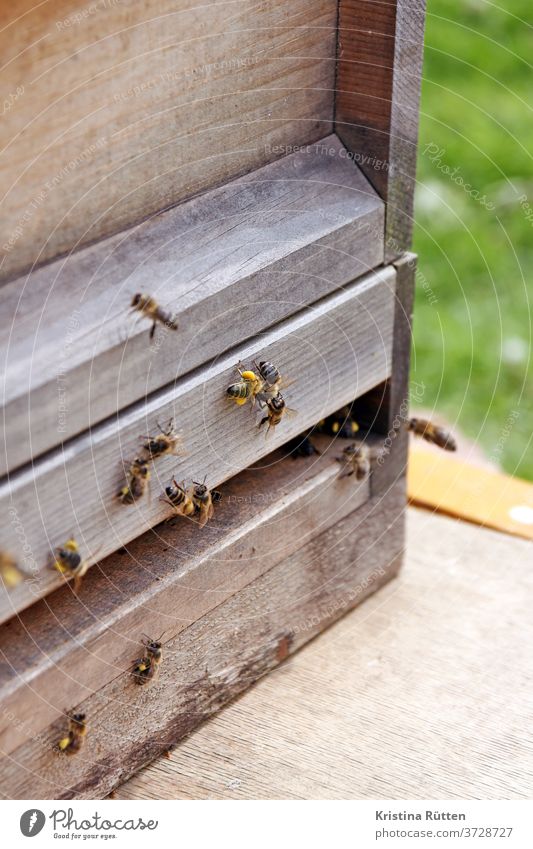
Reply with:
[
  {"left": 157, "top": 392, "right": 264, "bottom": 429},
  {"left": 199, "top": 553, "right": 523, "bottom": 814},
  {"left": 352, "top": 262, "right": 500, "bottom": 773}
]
[
  {"left": 115, "top": 508, "right": 533, "bottom": 801},
  {"left": 335, "top": 0, "right": 426, "bottom": 256},
  {"left": 0, "top": 435, "right": 380, "bottom": 759},
  {"left": 0, "top": 478, "right": 405, "bottom": 799},
  {"left": 0, "top": 0, "right": 338, "bottom": 281},
  {"left": 0, "top": 265, "right": 396, "bottom": 624},
  {"left": 0, "top": 135, "right": 384, "bottom": 477}
]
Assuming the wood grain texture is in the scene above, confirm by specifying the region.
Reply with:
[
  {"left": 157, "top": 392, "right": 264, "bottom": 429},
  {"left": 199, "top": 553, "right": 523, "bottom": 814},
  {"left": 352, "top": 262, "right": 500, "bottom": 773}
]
[
  {"left": 0, "top": 134, "right": 384, "bottom": 477},
  {"left": 335, "top": 0, "right": 426, "bottom": 257},
  {"left": 0, "top": 478, "right": 405, "bottom": 799},
  {"left": 0, "top": 434, "right": 379, "bottom": 758},
  {"left": 0, "top": 265, "right": 396, "bottom": 625},
  {"left": 360, "top": 251, "right": 416, "bottom": 495},
  {"left": 115, "top": 508, "right": 533, "bottom": 801},
  {"left": 0, "top": 0, "right": 338, "bottom": 281}
]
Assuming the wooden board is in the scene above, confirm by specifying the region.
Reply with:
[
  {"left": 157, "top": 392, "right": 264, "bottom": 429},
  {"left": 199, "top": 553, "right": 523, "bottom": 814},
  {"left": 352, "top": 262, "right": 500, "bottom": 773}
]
[
  {"left": 114, "top": 507, "right": 533, "bottom": 801},
  {"left": 0, "top": 476, "right": 405, "bottom": 799},
  {"left": 0, "top": 0, "right": 338, "bottom": 281},
  {"left": 0, "top": 434, "right": 380, "bottom": 760},
  {"left": 408, "top": 442, "right": 533, "bottom": 541},
  {"left": 0, "top": 265, "right": 396, "bottom": 624},
  {"left": 335, "top": 0, "right": 426, "bottom": 257},
  {"left": 0, "top": 135, "right": 384, "bottom": 477}
]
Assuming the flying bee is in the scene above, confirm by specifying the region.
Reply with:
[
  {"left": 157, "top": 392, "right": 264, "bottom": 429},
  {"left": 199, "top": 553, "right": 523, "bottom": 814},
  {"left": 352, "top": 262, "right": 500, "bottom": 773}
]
[
  {"left": 160, "top": 478, "right": 196, "bottom": 518},
  {"left": 191, "top": 478, "right": 222, "bottom": 528},
  {"left": 407, "top": 417, "right": 457, "bottom": 452},
  {"left": 226, "top": 363, "right": 264, "bottom": 408},
  {"left": 52, "top": 538, "right": 90, "bottom": 593},
  {"left": 117, "top": 457, "right": 151, "bottom": 504},
  {"left": 132, "top": 633, "right": 165, "bottom": 686},
  {"left": 57, "top": 711, "right": 87, "bottom": 755},
  {"left": 337, "top": 442, "right": 371, "bottom": 480},
  {"left": 140, "top": 418, "right": 183, "bottom": 460},
  {"left": 130, "top": 293, "right": 178, "bottom": 340},
  {"left": 259, "top": 393, "right": 297, "bottom": 437},
  {"left": 0, "top": 552, "right": 24, "bottom": 589}
]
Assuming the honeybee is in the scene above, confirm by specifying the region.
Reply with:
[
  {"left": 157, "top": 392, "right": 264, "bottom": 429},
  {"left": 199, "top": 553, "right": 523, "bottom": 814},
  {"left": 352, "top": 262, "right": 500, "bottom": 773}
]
[
  {"left": 140, "top": 419, "right": 183, "bottom": 460},
  {"left": 286, "top": 434, "right": 321, "bottom": 459},
  {"left": 407, "top": 417, "right": 457, "bottom": 451},
  {"left": 259, "top": 393, "right": 296, "bottom": 436},
  {"left": 226, "top": 363, "right": 264, "bottom": 408},
  {"left": 317, "top": 406, "right": 360, "bottom": 439},
  {"left": 52, "top": 538, "right": 90, "bottom": 592},
  {"left": 191, "top": 478, "right": 222, "bottom": 528},
  {"left": 57, "top": 711, "right": 87, "bottom": 755},
  {"left": 254, "top": 360, "right": 294, "bottom": 405},
  {"left": 132, "top": 634, "right": 164, "bottom": 685},
  {"left": 130, "top": 293, "right": 178, "bottom": 340},
  {"left": 0, "top": 552, "right": 24, "bottom": 588},
  {"left": 161, "top": 479, "right": 196, "bottom": 518},
  {"left": 337, "top": 442, "right": 371, "bottom": 480},
  {"left": 117, "top": 457, "right": 151, "bottom": 504}
]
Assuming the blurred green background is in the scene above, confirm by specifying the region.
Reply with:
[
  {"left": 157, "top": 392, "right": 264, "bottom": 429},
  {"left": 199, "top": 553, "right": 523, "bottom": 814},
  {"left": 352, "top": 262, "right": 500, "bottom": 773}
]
[{"left": 411, "top": 0, "right": 532, "bottom": 479}]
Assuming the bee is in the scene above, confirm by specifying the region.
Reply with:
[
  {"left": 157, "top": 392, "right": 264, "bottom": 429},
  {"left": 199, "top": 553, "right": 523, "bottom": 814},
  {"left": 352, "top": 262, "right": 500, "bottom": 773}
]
[
  {"left": 226, "top": 363, "right": 264, "bottom": 408},
  {"left": 130, "top": 293, "right": 178, "bottom": 340},
  {"left": 160, "top": 479, "right": 196, "bottom": 518},
  {"left": 407, "top": 417, "right": 457, "bottom": 452},
  {"left": 117, "top": 457, "right": 151, "bottom": 504},
  {"left": 316, "top": 406, "right": 360, "bottom": 439},
  {"left": 286, "top": 434, "right": 321, "bottom": 459},
  {"left": 0, "top": 552, "right": 24, "bottom": 589},
  {"left": 52, "top": 538, "right": 90, "bottom": 592},
  {"left": 191, "top": 478, "right": 222, "bottom": 528},
  {"left": 259, "top": 393, "right": 296, "bottom": 436},
  {"left": 57, "top": 711, "right": 87, "bottom": 755},
  {"left": 254, "top": 360, "right": 294, "bottom": 405},
  {"left": 132, "top": 634, "right": 165, "bottom": 685},
  {"left": 337, "top": 442, "right": 371, "bottom": 480},
  {"left": 140, "top": 419, "right": 183, "bottom": 460}
]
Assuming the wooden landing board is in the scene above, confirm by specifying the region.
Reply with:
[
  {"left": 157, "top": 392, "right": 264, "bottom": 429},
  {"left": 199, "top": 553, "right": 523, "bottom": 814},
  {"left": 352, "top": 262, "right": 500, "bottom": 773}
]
[
  {"left": 115, "top": 507, "right": 533, "bottom": 801},
  {"left": 0, "top": 476, "right": 405, "bottom": 799},
  {"left": 0, "top": 134, "right": 384, "bottom": 477},
  {"left": 0, "top": 266, "right": 396, "bottom": 624},
  {"left": 335, "top": 0, "right": 426, "bottom": 257},
  {"left": 0, "top": 0, "right": 338, "bottom": 281},
  {"left": 408, "top": 442, "right": 533, "bottom": 541},
  {"left": 0, "top": 434, "right": 380, "bottom": 760}
]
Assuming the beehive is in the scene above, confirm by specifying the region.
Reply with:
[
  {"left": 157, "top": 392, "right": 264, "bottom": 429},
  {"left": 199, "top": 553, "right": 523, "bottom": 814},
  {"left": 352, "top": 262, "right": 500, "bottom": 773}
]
[{"left": 0, "top": 0, "right": 425, "bottom": 797}]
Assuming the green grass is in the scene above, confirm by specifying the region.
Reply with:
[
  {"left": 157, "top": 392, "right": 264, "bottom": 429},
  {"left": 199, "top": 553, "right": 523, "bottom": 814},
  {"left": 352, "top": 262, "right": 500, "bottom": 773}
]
[{"left": 411, "top": 0, "right": 533, "bottom": 478}]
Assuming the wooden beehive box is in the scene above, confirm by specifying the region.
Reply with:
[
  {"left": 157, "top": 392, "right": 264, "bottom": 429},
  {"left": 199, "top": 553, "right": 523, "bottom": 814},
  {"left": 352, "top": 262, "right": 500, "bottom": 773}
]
[{"left": 0, "top": 0, "right": 425, "bottom": 798}]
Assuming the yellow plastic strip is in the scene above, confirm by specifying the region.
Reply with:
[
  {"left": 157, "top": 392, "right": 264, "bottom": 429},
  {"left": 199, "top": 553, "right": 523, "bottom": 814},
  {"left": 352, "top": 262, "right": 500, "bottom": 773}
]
[{"left": 407, "top": 443, "right": 533, "bottom": 541}]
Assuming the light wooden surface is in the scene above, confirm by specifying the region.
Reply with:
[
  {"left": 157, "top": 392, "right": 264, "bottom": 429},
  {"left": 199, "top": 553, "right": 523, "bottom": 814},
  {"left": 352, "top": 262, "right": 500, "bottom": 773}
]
[
  {"left": 0, "top": 135, "right": 384, "bottom": 476},
  {"left": 0, "top": 474, "right": 405, "bottom": 799},
  {"left": 336, "top": 0, "right": 426, "bottom": 257},
  {"left": 115, "top": 507, "right": 533, "bottom": 800},
  {"left": 0, "top": 265, "right": 395, "bottom": 625},
  {"left": 0, "top": 0, "right": 337, "bottom": 281}
]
